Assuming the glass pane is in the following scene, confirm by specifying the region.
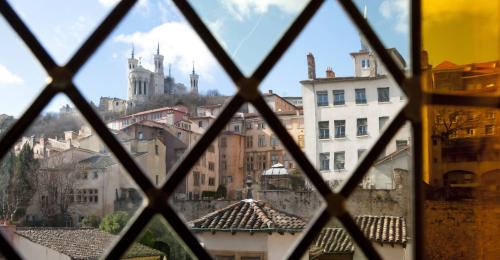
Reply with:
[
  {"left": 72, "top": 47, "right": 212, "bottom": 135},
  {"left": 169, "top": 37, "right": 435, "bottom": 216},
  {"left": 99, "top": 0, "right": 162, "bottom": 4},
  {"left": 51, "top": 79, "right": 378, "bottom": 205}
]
[
  {"left": 6, "top": 0, "right": 118, "bottom": 64},
  {"left": 186, "top": 0, "right": 310, "bottom": 76},
  {"left": 424, "top": 105, "right": 500, "bottom": 259},
  {"left": 0, "top": 16, "right": 47, "bottom": 141},
  {"left": 422, "top": 1, "right": 500, "bottom": 95},
  {"left": 123, "top": 215, "right": 196, "bottom": 260},
  {"left": 74, "top": 0, "right": 236, "bottom": 187},
  {"left": 0, "top": 95, "right": 145, "bottom": 259},
  {"left": 170, "top": 103, "right": 325, "bottom": 259},
  {"left": 259, "top": 1, "right": 408, "bottom": 192},
  {"left": 346, "top": 124, "right": 413, "bottom": 258},
  {"left": 352, "top": 0, "right": 410, "bottom": 71}
]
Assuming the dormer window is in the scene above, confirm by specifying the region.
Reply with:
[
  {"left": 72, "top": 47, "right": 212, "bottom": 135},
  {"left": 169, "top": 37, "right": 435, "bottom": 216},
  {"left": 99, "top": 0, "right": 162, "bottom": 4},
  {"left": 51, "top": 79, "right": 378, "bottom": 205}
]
[{"left": 361, "top": 59, "right": 370, "bottom": 69}]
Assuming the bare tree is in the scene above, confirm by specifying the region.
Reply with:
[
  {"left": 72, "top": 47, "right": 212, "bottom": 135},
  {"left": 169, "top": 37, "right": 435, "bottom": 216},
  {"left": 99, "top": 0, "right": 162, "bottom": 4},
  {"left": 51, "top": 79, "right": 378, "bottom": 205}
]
[
  {"left": 36, "top": 153, "right": 85, "bottom": 226},
  {"left": 431, "top": 107, "right": 481, "bottom": 143}
]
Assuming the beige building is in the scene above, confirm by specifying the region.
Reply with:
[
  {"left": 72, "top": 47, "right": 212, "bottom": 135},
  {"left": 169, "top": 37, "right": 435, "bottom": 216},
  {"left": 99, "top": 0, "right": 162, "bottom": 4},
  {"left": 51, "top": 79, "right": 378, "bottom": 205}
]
[
  {"left": 243, "top": 110, "right": 305, "bottom": 189},
  {"left": 219, "top": 131, "right": 245, "bottom": 200}
]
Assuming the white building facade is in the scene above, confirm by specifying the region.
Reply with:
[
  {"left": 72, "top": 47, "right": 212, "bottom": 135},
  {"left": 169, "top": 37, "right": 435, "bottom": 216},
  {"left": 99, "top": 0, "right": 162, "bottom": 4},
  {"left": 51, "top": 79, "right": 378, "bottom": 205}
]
[{"left": 301, "top": 49, "right": 411, "bottom": 185}]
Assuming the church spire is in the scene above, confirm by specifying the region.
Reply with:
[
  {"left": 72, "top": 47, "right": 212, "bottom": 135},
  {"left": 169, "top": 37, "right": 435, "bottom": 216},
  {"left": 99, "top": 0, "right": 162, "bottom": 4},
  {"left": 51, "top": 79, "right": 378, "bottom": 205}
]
[
  {"left": 156, "top": 42, "right": 160, "bottom": 55},
  {"left": 168, "top": 63, "right": 171, "bottom": 77},
  {"left": 190, "top": 60, "right": 199, "bottom": 94},
  {"left": 131, "top": 44, "right": 135, "bottom": 59}
]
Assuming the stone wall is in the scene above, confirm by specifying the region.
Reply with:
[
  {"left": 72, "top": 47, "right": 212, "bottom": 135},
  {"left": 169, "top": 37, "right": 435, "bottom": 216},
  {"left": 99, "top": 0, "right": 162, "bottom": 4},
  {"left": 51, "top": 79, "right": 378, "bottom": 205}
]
[
  {"left": 424, "top": 200, "right": 500, "bottom": 259},
  {"left": 172, "top": 170, "right": 410, "bottom": 221}
]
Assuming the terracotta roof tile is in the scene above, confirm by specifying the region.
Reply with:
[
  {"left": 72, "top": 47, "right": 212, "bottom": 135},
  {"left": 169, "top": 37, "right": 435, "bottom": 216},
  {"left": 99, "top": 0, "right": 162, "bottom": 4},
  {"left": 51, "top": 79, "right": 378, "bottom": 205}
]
[
  {"left": 15, "top": 228, "right": 163, "bottom": 260},
  {"left": 354, "top": 215, "right": 407, "bottom": 245},
  {"left": 310, "top": 216, "right": 407, "bottom": 258},
  {"left": 189, "top": 199, "right": 306, "bottom": 234}
]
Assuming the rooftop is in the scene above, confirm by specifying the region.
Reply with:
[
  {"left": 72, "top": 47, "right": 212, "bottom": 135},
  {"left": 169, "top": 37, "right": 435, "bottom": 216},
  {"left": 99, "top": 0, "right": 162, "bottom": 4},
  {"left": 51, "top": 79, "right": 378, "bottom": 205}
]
[
  {"left": 189, "top": 199, "right": 306, "bottom": 234},
  {"left": 15, "top": 227, "right": 164, "bottom": 260},
  {"left": 310, "top": 215, "right": 408, "bottom": 258},
  {"left": 300, "top": 75, "right": 387, "bottom": 84}
]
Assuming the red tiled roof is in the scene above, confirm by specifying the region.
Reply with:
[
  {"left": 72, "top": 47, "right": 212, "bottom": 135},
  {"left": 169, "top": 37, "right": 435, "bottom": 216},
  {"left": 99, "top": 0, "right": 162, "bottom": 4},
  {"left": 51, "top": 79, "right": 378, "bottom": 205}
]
[
  {"left": 189, "top": 199, "right": 306, "bottom": 234},
  {"left": 355, "top": 215, "right": 407, "bottom": 245},
  {"left": 310, "top": 215, "right": 407, "bottom": 258},
  {"left": 435, "top": 60, "right": 459, "bottom": 69}
]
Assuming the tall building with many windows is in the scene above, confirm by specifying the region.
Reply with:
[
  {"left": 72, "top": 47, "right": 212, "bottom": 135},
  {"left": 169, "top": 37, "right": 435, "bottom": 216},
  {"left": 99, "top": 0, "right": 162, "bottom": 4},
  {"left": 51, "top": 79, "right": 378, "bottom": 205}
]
[{"left": 301, "top": 49, "right": 411, "bottom": 186}]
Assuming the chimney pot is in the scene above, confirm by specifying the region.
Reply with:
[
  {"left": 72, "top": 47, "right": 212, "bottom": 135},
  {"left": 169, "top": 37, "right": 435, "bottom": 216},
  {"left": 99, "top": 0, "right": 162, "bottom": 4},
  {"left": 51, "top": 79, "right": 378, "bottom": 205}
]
[{"left": 326, "top": 66, "right": 335, "bottom": 78}]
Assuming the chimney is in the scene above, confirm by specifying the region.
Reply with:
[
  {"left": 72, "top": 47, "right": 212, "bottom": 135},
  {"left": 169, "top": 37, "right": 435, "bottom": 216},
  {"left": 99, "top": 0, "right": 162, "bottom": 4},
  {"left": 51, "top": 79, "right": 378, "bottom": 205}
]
[
  {"left": 307, "top": 53, "right": 316, "bottom": 79},
  {"left": 326, "top": 67, "right": 335, "bottom": 78}
]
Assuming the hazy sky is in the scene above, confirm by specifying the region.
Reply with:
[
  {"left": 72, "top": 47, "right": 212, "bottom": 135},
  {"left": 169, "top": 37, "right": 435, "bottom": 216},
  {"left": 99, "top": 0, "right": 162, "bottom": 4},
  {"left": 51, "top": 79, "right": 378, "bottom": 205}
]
[{"left": 0, "top": 0, "right": 409, "bottom": 117}]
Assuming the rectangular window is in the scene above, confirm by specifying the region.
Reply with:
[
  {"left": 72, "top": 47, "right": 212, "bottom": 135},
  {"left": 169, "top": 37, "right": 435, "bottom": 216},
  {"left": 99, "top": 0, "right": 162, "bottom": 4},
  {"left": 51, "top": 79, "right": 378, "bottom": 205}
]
[
  {"left": 220, "top": 137, "right": 227, "bottom": 147},
  {"left": 270, "top": 135, "right": 279, "bottom": 146},
  {"left": 318, "top": 121, "right": 330, "bottom": 139},
  {"left": 334, "top": 120, "right": 345, "bottom": 138},
  {"left": 245, "top": 121, "right": 252, "bottom": 129},
  {"left": 193, "top": 172, "right": 200, "bottom": 186},
  {"left": 485, "top": 125, "right": 495, "bottom": 135},
  {"left": 485, "top": 111, "right": 496, "bottom": 119},
  {"left": 234, "top": 125, "right": 240, "bottom": 132},
  {"left": 201, "top": 174, "right": 205, "bottom": 185},
  {"left": 155, "top": 144, "right": 159, "bottom": 155},
  {"left": 271, "top": 153, "right": 278, "bottom": 165},
  {"left": 357, "top": 118, "right": 368, "bottom": 136},
  {"left": 257, "top": 122, "right": 266, "bottom": 129},
  {"left": 355, "top": 88, "right": 367, "bottom": 104},
  {"left": 246, "top": 136, "right": 253, "bottom": 148},
  {"left": 258, "top": 135, "right": 266, "bottom": 147},
  {"left": 467, "top": 128, "right": 476, "bottom": 136},
  {"left": 362, "top": 59, "right": 370, "bottom": 68},
  {"left": 208, "top": 177, "right": 215, "bottom": 186},
  {"left": 316, "top": 91, "right": 328, "bottom": 106},
  {"left": 208, "top": 162, "right": 215, "bottom": 171},
  {"left": 396, "top": 140, "right": 408, "bottom": 150},
  {"left": 246, "top": 156, "right": 254, "bottom": 172},
  {"left": 333, "top": 90, "right": 345, "bottom": 105},
  {"left": 334, "top": 152, "right": 345, "bottom": 170},
  {"left": 377, "top": 87, "right": 390, "bottom": 102},
  {"left": 319, "top": 153, "right": 330, "bottom": 171}
]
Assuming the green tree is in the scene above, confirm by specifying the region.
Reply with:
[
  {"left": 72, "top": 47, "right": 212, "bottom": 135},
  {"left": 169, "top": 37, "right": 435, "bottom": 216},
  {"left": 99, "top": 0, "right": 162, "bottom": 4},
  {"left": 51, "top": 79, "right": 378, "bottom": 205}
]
[
  {"left": 99, "top": 211, "right": 130, "bottom": 234},
  {"left": 216, "top": 184, "right": 227, "bottom": 199},
  {"left": 0, "top": 144, "right": 38, "bottom": 223},
  {"left": 80, "top": 215, "right": 100, "bottom": 228}
]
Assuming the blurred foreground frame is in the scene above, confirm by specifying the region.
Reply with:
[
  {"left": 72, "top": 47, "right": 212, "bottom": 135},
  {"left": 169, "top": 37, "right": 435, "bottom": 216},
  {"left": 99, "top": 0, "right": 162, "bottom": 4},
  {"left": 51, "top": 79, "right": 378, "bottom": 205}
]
[{"left": 2, "top": 0, "right": 497, "bottom": 259}]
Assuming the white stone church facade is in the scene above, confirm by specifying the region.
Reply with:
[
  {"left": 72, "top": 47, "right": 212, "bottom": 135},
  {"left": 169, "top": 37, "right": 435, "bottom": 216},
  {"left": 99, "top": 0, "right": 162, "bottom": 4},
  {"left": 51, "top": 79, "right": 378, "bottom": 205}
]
[{"left": 127, "top": 44, "right": 199, "bottom": 105}]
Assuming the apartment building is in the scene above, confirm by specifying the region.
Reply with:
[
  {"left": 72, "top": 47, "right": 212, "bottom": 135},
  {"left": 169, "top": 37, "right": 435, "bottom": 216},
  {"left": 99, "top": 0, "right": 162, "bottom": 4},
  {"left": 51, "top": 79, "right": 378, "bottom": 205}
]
[{"left": 301, "top": 49, "right": 411, "bottom": 185}]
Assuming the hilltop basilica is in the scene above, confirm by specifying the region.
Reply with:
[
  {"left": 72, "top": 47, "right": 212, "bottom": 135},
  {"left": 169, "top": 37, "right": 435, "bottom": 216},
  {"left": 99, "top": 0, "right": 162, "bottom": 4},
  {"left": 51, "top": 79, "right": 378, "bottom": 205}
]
[
  {"left": 127, "top": 44, "right": 199, "bottom": 104},
  {"left": 98, "top": 45, "right": 200, "bottom": 115}
]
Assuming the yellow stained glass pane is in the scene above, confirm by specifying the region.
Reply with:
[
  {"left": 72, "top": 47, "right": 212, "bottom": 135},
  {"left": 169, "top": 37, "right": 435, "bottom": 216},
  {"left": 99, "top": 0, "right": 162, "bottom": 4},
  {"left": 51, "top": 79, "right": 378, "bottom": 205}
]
[
  {"left": 422, "top": 1, "right": 500, "bottom": 95},
  {"left": 423, "top": 105, "right": 500, "bottom": 259}
]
